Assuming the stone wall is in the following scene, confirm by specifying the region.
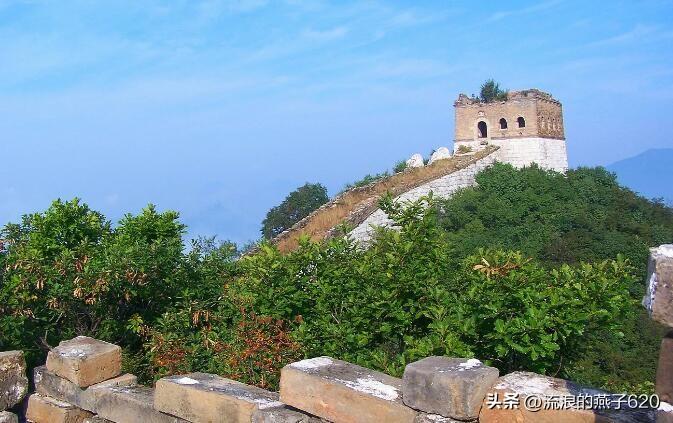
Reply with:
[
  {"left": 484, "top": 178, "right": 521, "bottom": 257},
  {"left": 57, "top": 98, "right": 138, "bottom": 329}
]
[
  {"left": 453, "top": 137, "right": 569, "bottom": 173},
  {"left": 3, "top": 334, "right": 669, "bottom": 422},
  {"left": 349, "top": 151, "right": 498, "bottom": 244},
  {"left": 453, "top": 89, "right": 564, "bottom": 142}
]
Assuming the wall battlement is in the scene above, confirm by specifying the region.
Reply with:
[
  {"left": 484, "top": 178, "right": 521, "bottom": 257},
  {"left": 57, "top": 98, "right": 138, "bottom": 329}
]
[{"left": 2, "top": 326, "right": 670, "bottom": 422}]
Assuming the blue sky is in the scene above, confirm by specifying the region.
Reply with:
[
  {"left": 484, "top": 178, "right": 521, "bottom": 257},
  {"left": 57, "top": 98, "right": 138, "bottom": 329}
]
[{"left": 1, "top": 0, "right": 672, "bottom": 244}]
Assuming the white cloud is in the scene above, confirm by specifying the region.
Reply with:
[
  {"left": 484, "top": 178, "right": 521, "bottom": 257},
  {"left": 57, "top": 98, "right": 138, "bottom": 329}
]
[
  {"left": 302, "top": 26, "right": 349, "bottom": 41},
  {"left": 487, "top": 0, "right": 563, "bottom": 23}
]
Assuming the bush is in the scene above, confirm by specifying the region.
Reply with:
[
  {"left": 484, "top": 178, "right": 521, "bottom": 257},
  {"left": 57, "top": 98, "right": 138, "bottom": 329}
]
[
  {"left": 480, "top": 79, "right": 508, "bottom": 103},
  {"left": 394, "top": 160, "right": 407, "bottom": 173},
  {"left": 341, "top": 172, "right": 390, "bottom": 193},
  {"left": 0, "top": 199, "right": 188, "bottom": 368}
]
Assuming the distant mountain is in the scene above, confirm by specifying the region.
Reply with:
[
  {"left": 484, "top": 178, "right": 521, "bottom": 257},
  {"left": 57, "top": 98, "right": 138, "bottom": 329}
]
[{"left": 607, "top": 148, "right": 673, "bottom": 205}]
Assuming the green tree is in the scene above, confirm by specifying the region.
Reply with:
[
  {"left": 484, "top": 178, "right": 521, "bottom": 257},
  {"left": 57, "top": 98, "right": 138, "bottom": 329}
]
[
  {"left": 479, "top": 79, "right": 508, "bottom": 102},
  {"left": 0, "top": 199, "right": 188, "bottom": 367},
  {"left": 261, "top": 183, "right": 329, "bottom": 239}
]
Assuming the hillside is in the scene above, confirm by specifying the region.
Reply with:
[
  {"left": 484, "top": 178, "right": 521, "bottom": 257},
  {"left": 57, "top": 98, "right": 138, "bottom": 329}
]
[
  {"left": 2, "top": 163, "right": 672, "bottom": 397},
  {"left": 607, "top": 148, "right": 673, "bottom": 205}
]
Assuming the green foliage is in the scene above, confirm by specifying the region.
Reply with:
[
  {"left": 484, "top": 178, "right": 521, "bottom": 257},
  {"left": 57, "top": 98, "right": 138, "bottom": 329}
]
[
  {"left": 393, "top": 160, "right": 407, "bottom": 173},
  {"left": 341, "top": 171, "right": 390, "bottom": 193},
  {"left": 437, "top": 163, "right": 673, "bottom": 271},
  {"left": 479, "top": 79, "right": 508, "bottom": 103},
  {"left": 0, "top": 199, "right": 188, "bottom": 368},
  {"left": 261, "top": 183, "right": 329, "bottom": 239},
  {"left": 1, "top": 164, "right": 670, "bottom": 395},
  {"left": 456, "top": 145, "right": 472, "bottom": 154},
  {"left": 436, "top": 163, "right": 673, "bottom": 391}
]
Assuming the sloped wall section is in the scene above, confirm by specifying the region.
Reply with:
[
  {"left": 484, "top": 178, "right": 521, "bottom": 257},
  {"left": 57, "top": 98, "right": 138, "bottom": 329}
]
[{"left": 349, "top": 151, "right": 499, "bottom": 243}]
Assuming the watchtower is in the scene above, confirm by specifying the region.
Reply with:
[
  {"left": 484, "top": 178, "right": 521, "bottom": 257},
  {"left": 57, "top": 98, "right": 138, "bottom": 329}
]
[{"left": 453, "top": 89, "right": 568, "bottom": 172}]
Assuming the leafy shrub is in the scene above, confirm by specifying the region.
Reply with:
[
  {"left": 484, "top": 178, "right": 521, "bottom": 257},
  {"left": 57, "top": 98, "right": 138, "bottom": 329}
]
[
  {"left": 341, "top": 171, "right": 390, "bottom": 193},
  {"left": 0, "top": 199, "right": 187, "bottom": 368},
  {"left": 394, "top": 160, "right": 407, "bottom": 173},
  {"left": 480, "top": 79, "right": 508, "bottom": 102}
]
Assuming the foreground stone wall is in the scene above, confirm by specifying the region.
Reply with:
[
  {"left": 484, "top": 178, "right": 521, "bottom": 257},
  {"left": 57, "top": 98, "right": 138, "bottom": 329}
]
[{"left": 4, "top": 334, "right": 671, "bottom": 422}]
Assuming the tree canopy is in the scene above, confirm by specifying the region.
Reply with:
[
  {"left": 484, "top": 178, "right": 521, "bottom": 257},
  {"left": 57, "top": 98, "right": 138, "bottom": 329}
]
[
  {"left": 479, "top": 79, "right": 508, "bottom": 102},
  {"left": 261, "top": 182, "right": 329, "bottom": 239},
  {"left": 1, "top": 165, "right": 671, "bottom": 394}
]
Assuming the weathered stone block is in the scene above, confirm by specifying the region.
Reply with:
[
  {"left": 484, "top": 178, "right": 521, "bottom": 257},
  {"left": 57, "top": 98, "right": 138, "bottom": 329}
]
[
  {"left": 155, "top": 372, "right": 283, "bottom": 423},
  {"left": 280, "top": 356, "right": 418, "bottom": 423},
  {"left": 402, "top": 356, "right": 498, "bottom": 420},
  {"left": 659, "top": 402, "right": 673, "bottom": 423},
  {"left": 414, "top": 413, "right": 465, "bottom": 423},
  {"left": 0, "top": 351, "right": 28, "bottom": 410},
  {"left": 0, "top": 411, "right": 18, "bottom": 423},
  {"left": 82, "top": 418, "right": 113, "bottom": 423},
  {"left": 656, "top": 331, "right": 673, "bottom": 404},
  {"left": 406, "top": 153, "right": 424, "bottom": 168},
  {"left": 428, "top": 147, "right": 452, "bottom": 165},
  {"left": 46, "top": 337, "right": 122, "bottom": 387},
  {"left": 34, "top": 365, "right": 137, "bottom": 412},
  {"left": 479, "top": 372, "right": 654, "bottom": 423},
  {"left": 25, "top": 393, "right": 93, "bottom": 423},
  {"left": 251, "top": 405, "right": 322, "bottom": 423},
  {"left": 95, "top": 385, "right": 186, "bottom": 423},
  {"left": 644, "top": 245, "right": 673, "bottom": 327}
]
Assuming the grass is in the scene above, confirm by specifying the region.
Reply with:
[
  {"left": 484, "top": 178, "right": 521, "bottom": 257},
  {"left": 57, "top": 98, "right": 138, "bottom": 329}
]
[{"left": 273, "top": 146, "right": 499, "bottom": 253}]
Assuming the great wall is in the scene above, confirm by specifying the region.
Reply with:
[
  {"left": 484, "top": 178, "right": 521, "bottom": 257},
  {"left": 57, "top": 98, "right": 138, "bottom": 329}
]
[
  {"left": 1, "top": 244, "right": 673, "bottom": 422},
  {"left": 271, "top": 89, "right": 568, "bottom": 251},
  {"left": 2, "top": 90, "right": 670, "bottom": 423}
]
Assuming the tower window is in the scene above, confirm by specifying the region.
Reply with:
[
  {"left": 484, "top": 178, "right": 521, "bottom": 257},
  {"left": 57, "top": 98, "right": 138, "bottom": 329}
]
[
  {"left": 477, "top": 121, "right": 488, "bottom": 138},
  {"left": 517, "top": 117, "right": 526, "bottom": 128},
  {"left": 499, "top": 118, "right": 508, "bottom": 129}
]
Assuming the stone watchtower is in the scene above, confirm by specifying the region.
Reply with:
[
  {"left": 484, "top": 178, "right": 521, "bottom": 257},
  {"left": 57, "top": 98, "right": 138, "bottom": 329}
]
[{"left": 453, "top": 89, "right": 568, "bottom": 172}]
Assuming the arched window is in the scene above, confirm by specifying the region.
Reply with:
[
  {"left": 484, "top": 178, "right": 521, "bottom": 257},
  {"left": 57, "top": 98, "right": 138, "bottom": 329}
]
[
  {"left": 499, "top": 118, "right": 508, "bottom": 129},
  {"left": 477, "top": 121, "right": 488, "bottom": 138},
  {"left": 517, "top": 116, "right": 526, "bottom": 128}
]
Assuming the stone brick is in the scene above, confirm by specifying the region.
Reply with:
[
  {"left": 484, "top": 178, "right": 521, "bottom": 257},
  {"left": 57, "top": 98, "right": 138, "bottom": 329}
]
[
  {"left": 659, "top": 402, "right": 673, "bottom": 423},
  {"left": 25, "top": 393, "right": 93, "bottom": 423},
  {"left": 34, "top": 365, "right": 137, "bottom": 412},
  {"left": 656, "top": 331, "right": 673, "bottom": 404},
  {"left": 644, "top": 245, "right": 673, "bottom": 327},
  {"left": 0, "top": 411, "right": 18, "bottom": 423},
  {"left": 93, "top": 385, "right": 186, "bottom": 423},
  {"left": 155, "top": 372, "right": 283, "bottom": 423},
  {"left": 82, "top": 418, "right": 113, "bottom": 423},
  {"left": 415, "top": 414, "right": 467, "bottom": 423},
  {"left": 479, "top": 372, "right": 655, "bottom": 423},
  {"left": 251, "top": 405, "right": 322, "bottom": 423},
  {"left": 46, "top": 336, "right": 122, "bottom": 388},
  {"left": 0, "top": 351, "right": 28, "bottom": 410},
  {"left": 279, "top": 356, "right": 418, "bottom": 423},
  {"left": 402, "top": 356, "right": 498, "bottom": 420}
]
